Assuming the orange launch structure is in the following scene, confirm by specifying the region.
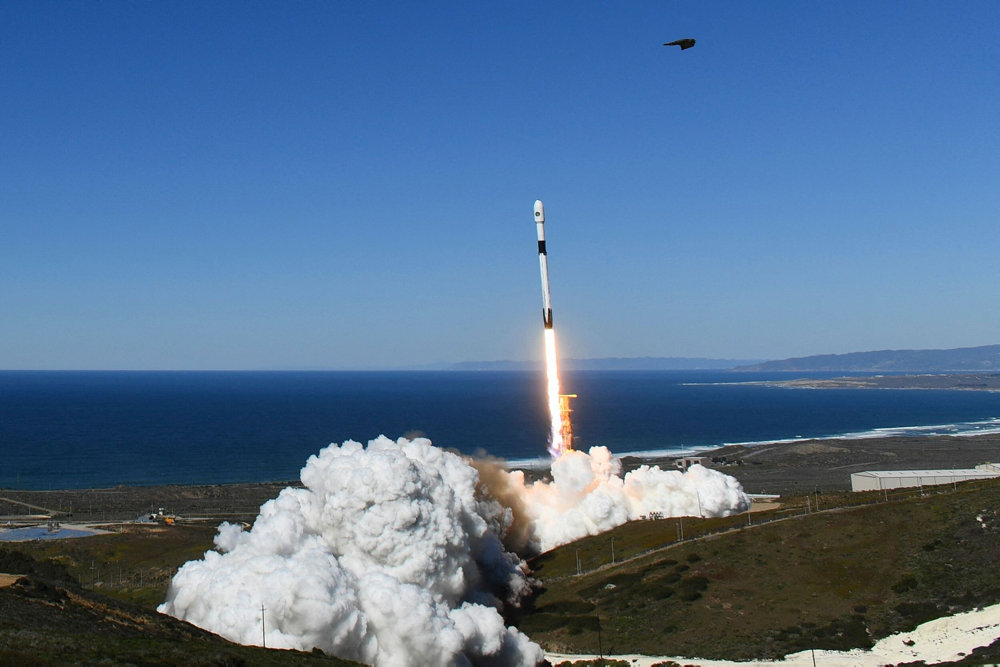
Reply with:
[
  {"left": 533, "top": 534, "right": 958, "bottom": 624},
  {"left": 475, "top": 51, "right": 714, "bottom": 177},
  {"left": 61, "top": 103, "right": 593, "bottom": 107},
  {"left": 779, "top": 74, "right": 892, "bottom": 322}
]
[{"left": 559, "top": 394, "right": 576, "bottom": 451}]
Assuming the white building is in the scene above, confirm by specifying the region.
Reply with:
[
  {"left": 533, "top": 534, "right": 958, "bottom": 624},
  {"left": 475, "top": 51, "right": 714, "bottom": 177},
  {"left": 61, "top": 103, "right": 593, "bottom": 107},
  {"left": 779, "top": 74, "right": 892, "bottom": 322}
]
[{"left": 851, "top": 464, "right": 1000, "bottom": 492}]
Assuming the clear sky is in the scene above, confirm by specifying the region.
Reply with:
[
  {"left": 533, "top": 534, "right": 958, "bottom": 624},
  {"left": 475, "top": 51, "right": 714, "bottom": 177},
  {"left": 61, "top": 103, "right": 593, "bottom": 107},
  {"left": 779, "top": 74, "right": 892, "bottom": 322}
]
[{"left": 2, "top": 1, "right": 999, "bottom": 370}]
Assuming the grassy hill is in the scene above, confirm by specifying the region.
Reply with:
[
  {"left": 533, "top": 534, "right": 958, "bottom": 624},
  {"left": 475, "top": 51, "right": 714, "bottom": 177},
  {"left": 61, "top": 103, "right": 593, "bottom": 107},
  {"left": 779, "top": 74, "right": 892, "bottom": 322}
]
[
  {"left": 4, "top": 480, "right": 1000, "bottom": 664},
  {"left": 0, "top": 530, "right": 362, "bottom": 666},
  {"left": 736, "top": 343, "right": 1000, "bottom": 372},
  {"left": 516, "top": 480, "right": 1000, "bottom": 662}
]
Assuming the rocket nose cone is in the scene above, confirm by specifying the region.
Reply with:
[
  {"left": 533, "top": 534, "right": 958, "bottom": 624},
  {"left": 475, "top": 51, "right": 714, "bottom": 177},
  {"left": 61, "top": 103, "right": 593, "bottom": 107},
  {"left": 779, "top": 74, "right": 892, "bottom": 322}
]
[{"left": 534, "top": 200, "right": 545, "bottom": 223}]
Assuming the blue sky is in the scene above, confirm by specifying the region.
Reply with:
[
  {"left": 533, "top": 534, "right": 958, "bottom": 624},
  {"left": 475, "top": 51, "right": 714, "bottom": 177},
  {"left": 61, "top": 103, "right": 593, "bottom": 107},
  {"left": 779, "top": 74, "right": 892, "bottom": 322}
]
[{"left": 2, "top": 1, "right": 999, "bottom": 370}]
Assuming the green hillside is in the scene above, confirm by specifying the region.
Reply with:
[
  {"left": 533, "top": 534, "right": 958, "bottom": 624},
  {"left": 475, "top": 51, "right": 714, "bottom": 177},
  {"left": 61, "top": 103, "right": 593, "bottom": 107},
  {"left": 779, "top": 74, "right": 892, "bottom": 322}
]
[
  {"left": 4, "top": 481, "right": 1000, "bottom": 664},
  {"left": 517, "top": 480, "right": 1000, "bottom": 662}
]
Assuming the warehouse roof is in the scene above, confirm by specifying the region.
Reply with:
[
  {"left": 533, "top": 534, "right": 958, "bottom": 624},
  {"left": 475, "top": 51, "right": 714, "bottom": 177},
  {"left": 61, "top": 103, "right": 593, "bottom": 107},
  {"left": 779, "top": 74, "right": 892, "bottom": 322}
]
[{"left": 853, "top": 469, "right": 995, "bottom": 478}]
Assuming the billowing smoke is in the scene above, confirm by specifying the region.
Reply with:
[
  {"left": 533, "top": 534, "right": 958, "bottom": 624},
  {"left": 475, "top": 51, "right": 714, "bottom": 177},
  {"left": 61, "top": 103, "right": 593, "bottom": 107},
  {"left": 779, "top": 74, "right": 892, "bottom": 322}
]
[
  {"left": 493, "top": 446, "right": 750, "bottom": 552},
  {"left": 158, "top": 436, "right": 542, "bottom": 666},
  {"left": 159, "top": 436, "right": 749, "bottom": 665}
]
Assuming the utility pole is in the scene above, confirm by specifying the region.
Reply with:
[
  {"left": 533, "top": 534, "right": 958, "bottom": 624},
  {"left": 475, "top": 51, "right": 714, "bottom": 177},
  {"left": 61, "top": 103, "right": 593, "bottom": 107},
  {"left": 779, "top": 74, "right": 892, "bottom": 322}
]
[{"left": 261, "top": 602, "right": 267, "bottom": 649}]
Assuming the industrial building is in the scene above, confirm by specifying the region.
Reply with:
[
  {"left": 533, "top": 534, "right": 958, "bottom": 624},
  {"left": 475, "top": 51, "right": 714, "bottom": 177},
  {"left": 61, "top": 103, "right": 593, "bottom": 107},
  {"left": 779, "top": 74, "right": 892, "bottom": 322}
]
[
  {"left": 675, "top": 456, "right": 708, "bottom": 471},
  {"left": 851, "top": 464, "right": 1000, "bottom": 492}
]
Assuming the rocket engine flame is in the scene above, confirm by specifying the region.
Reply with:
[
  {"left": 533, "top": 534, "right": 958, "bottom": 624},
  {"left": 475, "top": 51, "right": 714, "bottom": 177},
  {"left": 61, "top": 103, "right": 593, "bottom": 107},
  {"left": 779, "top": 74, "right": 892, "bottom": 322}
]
[{"left": 543, "top": 328, "right": 565, "bottom": 457}]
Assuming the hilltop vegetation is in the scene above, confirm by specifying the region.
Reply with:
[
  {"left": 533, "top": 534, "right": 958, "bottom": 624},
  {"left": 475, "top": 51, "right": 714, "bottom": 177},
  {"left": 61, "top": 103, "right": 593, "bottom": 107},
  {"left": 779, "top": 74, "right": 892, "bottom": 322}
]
[
  {"left": 517, "top": 480, "right": 1000, "bottom": 661},
  {"left": 3, "top": 479, "right": 1000, "bottom": 664},
  {"left": 0, "top": 528, "right": 363, "bottom": 665},
  {"left": 737, "top": 343, "right": 1000, "bottom": 372}
]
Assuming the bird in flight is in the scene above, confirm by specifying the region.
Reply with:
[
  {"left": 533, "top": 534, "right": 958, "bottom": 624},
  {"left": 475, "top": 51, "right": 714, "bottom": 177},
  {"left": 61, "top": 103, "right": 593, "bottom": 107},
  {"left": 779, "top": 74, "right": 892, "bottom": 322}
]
[{"left": 663, "top": 38, "right": 696, "bottom": 50}]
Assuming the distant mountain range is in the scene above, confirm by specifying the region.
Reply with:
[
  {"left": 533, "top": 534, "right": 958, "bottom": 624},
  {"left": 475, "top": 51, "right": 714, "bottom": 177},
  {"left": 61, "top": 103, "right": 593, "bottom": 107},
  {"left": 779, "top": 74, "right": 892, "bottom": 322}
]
[
  {"left": 735, "top": 344, "right": 1000, "bottom": 372},
  {"left": 445, "top": 357, "right": 765, "bottom": 371},
  {"left": 438, "top": 344, "right": 1000, "bottom": 373}
]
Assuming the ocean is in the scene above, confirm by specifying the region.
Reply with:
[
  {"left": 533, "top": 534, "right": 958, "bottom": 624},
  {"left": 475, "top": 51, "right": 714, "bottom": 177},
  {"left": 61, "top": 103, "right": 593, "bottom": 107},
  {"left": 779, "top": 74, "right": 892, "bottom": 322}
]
[{"left": 2, "top": 370, "right": 1000, "bottom": 490}]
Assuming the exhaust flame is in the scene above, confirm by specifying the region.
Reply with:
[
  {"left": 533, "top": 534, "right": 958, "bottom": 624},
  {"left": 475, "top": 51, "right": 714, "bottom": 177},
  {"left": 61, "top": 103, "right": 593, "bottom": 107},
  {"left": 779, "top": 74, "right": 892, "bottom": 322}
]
[{"left": 543, "top": 328, "right": 565, "bottom": 457}]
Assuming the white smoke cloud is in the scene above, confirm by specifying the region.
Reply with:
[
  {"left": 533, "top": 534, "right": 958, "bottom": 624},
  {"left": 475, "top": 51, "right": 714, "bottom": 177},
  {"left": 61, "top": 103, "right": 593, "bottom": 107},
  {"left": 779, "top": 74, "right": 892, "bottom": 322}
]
[
  {"left": 159, "top": 437, "right": 749, "bottom": 665},
  {"left": 158, "top": 436, "right": 542, "bottom": 667},
  {"left": 497, "top": 446, "right": 750, "bottom": 552}
]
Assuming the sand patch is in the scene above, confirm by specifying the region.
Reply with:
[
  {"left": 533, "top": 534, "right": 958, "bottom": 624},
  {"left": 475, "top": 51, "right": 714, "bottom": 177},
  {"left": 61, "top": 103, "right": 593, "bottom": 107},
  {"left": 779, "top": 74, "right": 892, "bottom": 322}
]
[{"left": 0, "top": 573, "right": 24, "bottom": 588}]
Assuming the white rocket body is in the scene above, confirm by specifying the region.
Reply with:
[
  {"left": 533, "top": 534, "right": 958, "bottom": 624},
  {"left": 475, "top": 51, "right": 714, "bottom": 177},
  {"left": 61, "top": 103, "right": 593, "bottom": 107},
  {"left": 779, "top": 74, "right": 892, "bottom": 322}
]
[{"left": 534, "top": 200, "right": 553, "bottom": 329}]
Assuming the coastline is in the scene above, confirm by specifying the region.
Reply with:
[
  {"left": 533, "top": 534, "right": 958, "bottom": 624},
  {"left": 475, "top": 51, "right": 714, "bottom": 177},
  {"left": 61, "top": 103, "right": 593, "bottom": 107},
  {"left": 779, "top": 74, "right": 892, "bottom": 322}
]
[
  {"left": 3, "top": 432, "right": 1000, "bottom": 523},
  {"left": 738, "top": 372, "right": 1000, "bottom": 391}
]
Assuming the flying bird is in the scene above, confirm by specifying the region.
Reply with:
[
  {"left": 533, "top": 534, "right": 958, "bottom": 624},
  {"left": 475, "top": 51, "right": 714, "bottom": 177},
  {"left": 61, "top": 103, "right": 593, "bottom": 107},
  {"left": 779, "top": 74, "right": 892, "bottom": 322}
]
[{"left": 664, "top": 38, "right": 696, "bottom": 50}]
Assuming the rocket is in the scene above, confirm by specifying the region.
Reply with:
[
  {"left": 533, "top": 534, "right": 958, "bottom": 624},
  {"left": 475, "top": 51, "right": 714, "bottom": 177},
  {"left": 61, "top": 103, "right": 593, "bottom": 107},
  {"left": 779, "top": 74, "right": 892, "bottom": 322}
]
[{"left": 534, "top": 200, "right": 553, "bottom": 329}]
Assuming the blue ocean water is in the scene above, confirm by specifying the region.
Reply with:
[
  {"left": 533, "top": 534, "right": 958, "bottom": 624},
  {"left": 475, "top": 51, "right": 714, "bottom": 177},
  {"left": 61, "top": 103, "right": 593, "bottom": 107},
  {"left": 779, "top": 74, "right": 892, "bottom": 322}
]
[{"left": 1, "top": 370, "right": 999, "bottom": 490}]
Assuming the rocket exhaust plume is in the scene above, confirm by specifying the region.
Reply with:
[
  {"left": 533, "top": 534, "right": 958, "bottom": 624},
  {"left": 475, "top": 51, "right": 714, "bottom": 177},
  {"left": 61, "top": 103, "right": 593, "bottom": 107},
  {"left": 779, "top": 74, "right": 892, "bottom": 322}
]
[
  {"left": 158, "top": 436, "right": 543, "bottom": 666},
  {"left": 543, "top": 329, "right": 564, "bottom": 456},
  {"left": 535, "top": 200, "right": 573, "bottom": 457},
  {"left": 158, "top": 437, "right": 749, "bottom": 663},
  {"left": 154, "top": 206, "right": 753, "bottom": 665},
  {"left": 493, "top": 445, "right": 751, "bottom": 553}
]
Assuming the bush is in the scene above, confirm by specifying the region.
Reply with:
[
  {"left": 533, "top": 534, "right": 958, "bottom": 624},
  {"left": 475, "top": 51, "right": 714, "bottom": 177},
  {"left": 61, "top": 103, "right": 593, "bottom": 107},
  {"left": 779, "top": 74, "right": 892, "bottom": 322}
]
[
  {"left": 566, "top": 615, "right": 601, "bottom": 635},
  {"left": 892, "top": 575, "right": 918, "bottom": 594},
  {"left": 0, "top": 549, "right": 77, "bottom": 587},
  {"left": 895, "top": 601, "right": 942, "bottom": 627},
  {"left": 677, "top": 576, "right": 709, "bottom": 602},
  {"left": 520, "top": 613, "right": 565, "bottom": 633},
  {"left": 537, "top": 601, "right": 595, "bottom": 615}
]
